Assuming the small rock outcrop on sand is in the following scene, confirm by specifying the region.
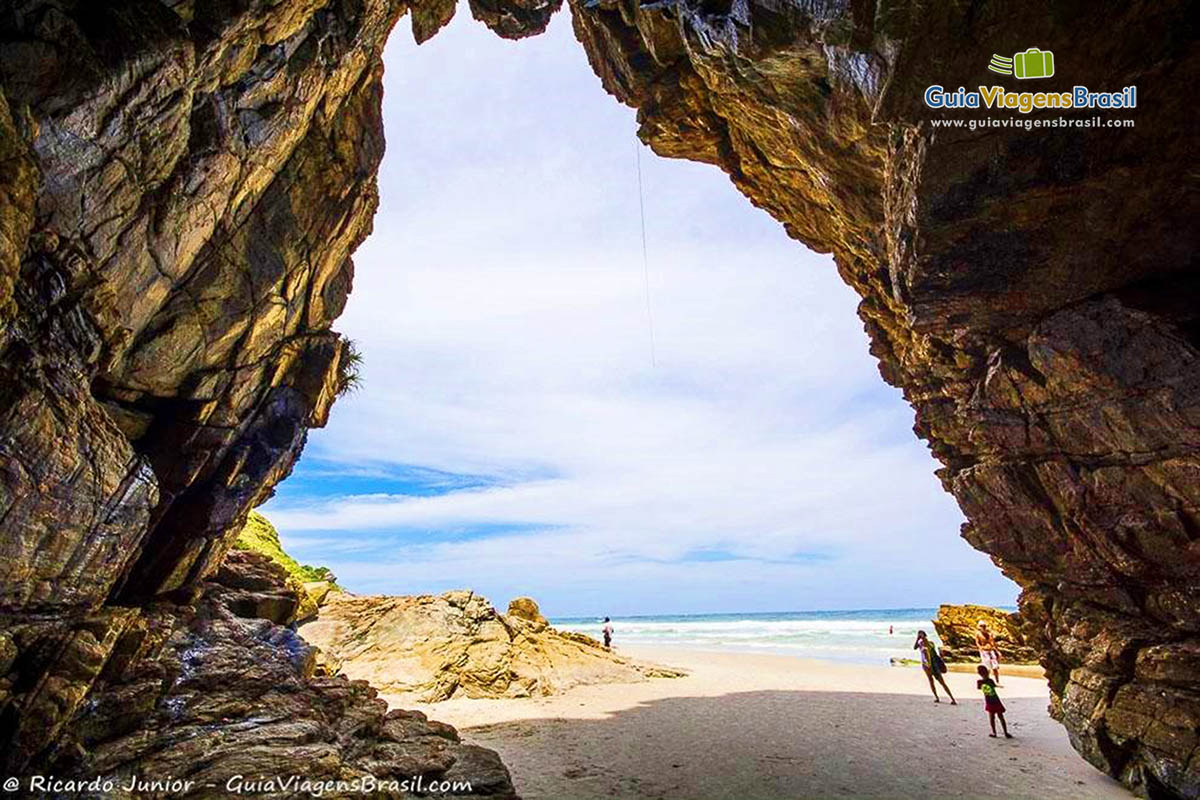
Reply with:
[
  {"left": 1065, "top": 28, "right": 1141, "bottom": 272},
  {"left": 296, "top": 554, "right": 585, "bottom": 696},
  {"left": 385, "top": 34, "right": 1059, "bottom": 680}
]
[
  {"left": 300, "top": 592, "right": 683, "bottom": 702},
  {"left": 933, "top": 604, "right": 1038, "bottom": 665}
]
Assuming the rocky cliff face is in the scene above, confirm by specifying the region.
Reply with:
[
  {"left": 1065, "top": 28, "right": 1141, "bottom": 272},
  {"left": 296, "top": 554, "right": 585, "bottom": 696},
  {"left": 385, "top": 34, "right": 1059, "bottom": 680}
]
[
  {"left": 29, "top": 551, "right": 516, "bottom": 798},
  {"left": 932, "top": 604, "right": 1037, "bottom": 665},
  {"left": 0, "top": 0, "right": 1196, "bottom": 797},
  {"left": 0, "top": 0, "right": 530, "bottom": 791},
  {"left": 563, "top": 2, "right": 1199, "bottom": 796},
  {"left": 300, "top": 592, "right": 683, "bottom": 703}
]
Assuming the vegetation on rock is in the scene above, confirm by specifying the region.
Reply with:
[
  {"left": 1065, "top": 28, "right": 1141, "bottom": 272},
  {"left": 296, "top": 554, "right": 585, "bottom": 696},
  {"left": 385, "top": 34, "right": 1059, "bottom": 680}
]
[
  {"left": 232, "top": 512, "right": 341, "bottom": 622},
  {"left": 335, "top": 338, "right": 365, "bottom": 398},
  {"left": 233, "top": 512, "right": 341, "bottom": 589}
]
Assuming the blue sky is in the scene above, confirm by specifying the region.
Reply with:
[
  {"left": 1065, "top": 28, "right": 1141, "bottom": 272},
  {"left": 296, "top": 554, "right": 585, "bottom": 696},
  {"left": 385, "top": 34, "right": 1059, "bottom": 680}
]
[{"left": 261, "top": 10, "right": 1019, "bottom": 616}]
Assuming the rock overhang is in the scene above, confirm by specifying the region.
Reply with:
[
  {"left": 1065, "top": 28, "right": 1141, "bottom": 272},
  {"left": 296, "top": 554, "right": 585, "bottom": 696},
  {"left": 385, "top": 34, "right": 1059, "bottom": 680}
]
[{"left": 0, "top": 0, "right": 1197, "bottom": 796}]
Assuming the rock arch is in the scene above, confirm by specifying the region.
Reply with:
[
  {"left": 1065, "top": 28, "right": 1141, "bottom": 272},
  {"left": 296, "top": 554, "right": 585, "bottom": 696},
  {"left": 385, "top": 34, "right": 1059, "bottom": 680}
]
[{"left": 0, "top": 0, "right": 1196, "bottom": 795}]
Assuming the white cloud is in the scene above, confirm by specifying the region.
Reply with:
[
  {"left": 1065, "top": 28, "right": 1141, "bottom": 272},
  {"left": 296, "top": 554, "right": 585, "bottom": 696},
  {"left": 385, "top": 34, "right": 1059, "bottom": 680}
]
[{"left": 262, "top": 11, "right": 1018, "bottom": 615}]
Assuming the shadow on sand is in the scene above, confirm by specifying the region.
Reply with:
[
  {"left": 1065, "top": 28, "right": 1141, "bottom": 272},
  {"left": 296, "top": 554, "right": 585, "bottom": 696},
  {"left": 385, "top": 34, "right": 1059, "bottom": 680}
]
[{"left": 461, "top": 689, "right": 1130, "bottom": 800}]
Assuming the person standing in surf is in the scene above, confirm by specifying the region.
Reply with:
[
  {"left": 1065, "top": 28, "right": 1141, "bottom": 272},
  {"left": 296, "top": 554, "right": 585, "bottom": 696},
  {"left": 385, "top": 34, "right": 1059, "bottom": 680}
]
[
  {"left": 602, "top": 617, "right": 613, "bottom": 649},
  {"left": 914, "top": 629, "right": 956, "bottom": 704}
]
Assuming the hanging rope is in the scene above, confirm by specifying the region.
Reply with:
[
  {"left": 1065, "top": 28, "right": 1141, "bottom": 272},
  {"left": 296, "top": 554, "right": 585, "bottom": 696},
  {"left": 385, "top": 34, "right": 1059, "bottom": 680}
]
[{"left": 635, "top": 140, "right": 658, "bottom": 368}]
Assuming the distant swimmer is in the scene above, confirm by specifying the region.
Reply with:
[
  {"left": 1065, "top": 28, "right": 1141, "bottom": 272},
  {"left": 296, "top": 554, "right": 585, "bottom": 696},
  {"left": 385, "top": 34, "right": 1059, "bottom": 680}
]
[
  {"left": 602, "top": 617, "right": 613, "bottom": 649},
  {"left": 889, "top": 625, "right": 894, "bottom": 635}
]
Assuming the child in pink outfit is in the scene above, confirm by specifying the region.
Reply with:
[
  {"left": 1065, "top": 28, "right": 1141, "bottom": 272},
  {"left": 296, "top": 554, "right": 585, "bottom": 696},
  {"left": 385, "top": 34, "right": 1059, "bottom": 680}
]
[{"left": 977, "top": 664, "right": 1012, "bottom": 738}]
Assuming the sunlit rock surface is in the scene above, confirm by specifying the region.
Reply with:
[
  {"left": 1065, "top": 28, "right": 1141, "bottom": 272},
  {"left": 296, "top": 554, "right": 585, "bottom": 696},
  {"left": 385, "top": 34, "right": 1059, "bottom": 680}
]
[
  {"left": 0, "top": 0, "right": 1197, "bottom": 796},
  {"left": 932, "top": 604, "right": 1036, "bottom": 665},
  {"left": 300, "top": 592, "right": 684, "bottom": 702}
]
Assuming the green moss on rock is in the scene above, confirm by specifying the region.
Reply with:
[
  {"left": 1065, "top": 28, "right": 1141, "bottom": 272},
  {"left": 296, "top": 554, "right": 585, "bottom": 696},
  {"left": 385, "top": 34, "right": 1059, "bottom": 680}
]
[{"left": 233, "top": 512, "right": 341, "bottom": 590}]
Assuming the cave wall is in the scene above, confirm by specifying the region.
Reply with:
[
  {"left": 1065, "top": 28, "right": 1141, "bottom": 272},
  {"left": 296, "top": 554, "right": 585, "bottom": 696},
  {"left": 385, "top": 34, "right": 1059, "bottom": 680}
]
[
  {"left": 564, "top": 0, "right": 1199, "bottom": 795},
  {"left": 0, "top": 0, "right": 529, "bottom": 789},
  {"left": 0, "top": 0, "right": 1197, "bottom": 797}
]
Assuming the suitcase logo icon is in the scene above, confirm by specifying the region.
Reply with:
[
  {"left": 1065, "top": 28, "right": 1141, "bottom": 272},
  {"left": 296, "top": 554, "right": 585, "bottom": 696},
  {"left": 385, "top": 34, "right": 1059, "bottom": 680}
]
[{"left": 987, "top": 48, "right": 1055, "bottom": 79}]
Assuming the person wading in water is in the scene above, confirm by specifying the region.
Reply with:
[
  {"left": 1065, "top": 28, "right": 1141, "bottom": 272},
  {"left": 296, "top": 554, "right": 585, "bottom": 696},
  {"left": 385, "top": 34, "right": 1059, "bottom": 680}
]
[
  {"left": 914, "top": 630, "right": 956, "bottom": 704},
  {"left": 602, "top": 617, "right": 613, "bottom": 649}
]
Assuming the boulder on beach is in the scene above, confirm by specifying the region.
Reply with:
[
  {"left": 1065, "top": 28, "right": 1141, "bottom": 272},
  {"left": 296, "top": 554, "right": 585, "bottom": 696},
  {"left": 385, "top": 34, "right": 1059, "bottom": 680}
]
[
  {"left": 299, "top": 591, "right": 684, "bottom": 702},
  {"left": 506, "top": 596, "right": 549, "bottom": 628},
  {"left": 933, "top": 604, "right": 1038, "bottom": 664}
]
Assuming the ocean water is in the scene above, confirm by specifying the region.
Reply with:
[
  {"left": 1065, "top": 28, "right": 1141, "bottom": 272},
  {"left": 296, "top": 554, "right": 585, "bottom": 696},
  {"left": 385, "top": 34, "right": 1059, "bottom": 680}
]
[{"left": 552, "top": 608, "right": 993, "bottom": 666}]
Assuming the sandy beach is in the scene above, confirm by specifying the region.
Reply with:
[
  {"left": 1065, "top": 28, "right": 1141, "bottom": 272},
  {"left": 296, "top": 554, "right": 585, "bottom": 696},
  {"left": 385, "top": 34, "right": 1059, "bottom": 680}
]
[{"left": 393, "top": 646, "right": 1130, "bottom": 799}]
